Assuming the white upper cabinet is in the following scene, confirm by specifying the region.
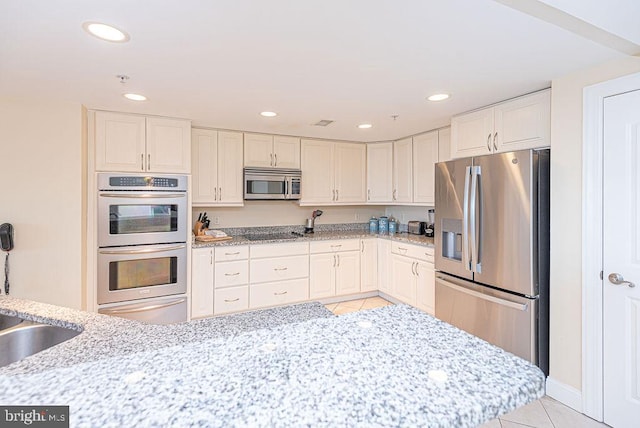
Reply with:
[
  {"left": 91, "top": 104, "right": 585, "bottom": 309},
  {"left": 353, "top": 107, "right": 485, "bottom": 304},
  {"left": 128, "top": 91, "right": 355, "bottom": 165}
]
[
  {"left": 437, "top": 127, "right": 451, "bottom": 163},
  {"left": 412, "top": 130, "right": 439, "bottom": 205},
  {"left": 334, "top": 142, "right": 366, "bottom": 203},
  {"left": 95, "top": 111, "right": 190, "bottom": 173},
  {"left": 301, "top": 140, "right": 366, "bottom": 205},
  {"left": 451, "top": 89, "right": 550, "bottom": 159},
  {"left": 393, "top": 137, "right": 413, "bottom": 203},
  {"left": 366, "top": 142, "right": 393, "bottom": 203},
  {"left": 244, "top": 133, "right": 300, "bottom": 169},
  {"left": 192, "top": 128, "right": 243, "bottom": 206},
  {"left": 301, "top": 139, "right": 334, "bottom": 204}
]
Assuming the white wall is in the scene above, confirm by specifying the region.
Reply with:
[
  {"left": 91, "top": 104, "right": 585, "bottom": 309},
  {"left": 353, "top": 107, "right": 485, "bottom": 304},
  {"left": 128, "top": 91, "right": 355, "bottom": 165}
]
[
  {"left": 194, "top": 202, "right": 384, "bottom": 229},
  {"left": 549, "top": 56, "right": 640, "bottom": 391},
  {"left": 0, "top": 97, "right": 84, "bottom": 309}
]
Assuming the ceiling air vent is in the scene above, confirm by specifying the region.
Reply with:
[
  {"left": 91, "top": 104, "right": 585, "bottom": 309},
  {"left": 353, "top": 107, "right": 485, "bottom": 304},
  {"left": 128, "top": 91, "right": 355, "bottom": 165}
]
[{"left": 313, "top": 120, "right": 334, "bottom": 127}]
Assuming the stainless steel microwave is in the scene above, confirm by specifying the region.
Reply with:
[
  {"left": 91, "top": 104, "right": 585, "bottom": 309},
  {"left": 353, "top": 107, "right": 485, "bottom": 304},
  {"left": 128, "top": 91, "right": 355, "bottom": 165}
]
[{"left": 244, "top": 168, "right": 301, "bottom": 200}]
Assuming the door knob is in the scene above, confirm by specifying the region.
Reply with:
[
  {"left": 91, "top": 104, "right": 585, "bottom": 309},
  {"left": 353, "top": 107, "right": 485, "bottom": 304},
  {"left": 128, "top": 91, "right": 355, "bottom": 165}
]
[{"left": 608, "top": 273, "right": 636, "bottom": 288}]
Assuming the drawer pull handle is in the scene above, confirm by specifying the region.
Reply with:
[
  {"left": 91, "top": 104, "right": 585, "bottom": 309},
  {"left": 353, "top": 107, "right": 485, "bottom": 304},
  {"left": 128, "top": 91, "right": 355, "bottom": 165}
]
[
  {"left": 274, "top": 267, "right": 288, "bottom": 271},
  {"left": 224, "top": 298, "right": 240, "bottom": 303},
  {"left": 274, "top": 291, "right": 288, "bottom": 296},
  {"left": 398, "top": 247, "right": 407, "bottom": 253},
  {"left": 330, "top": 245, "right": 342, "bottom": 248},
  {"left": 225, "top": 251, "right": 240, "bottom": 256},
  {"left": 225, "top": 272, "right": 240, "bottom": 276}
]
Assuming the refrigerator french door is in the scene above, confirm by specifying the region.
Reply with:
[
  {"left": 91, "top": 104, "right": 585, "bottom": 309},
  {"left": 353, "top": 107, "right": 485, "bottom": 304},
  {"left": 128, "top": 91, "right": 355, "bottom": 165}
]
[{"left": 434, "top": 149, "right": 549, "bottom": 374}]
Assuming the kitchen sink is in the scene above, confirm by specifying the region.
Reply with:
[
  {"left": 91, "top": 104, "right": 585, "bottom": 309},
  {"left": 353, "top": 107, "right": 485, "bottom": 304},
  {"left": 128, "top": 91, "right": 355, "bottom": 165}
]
[
  {"left": 0, "top": 313, "right": 24, "bottom": 331},
  {"left": 0, "top": 321, "right": 80, "bottom": 367}
]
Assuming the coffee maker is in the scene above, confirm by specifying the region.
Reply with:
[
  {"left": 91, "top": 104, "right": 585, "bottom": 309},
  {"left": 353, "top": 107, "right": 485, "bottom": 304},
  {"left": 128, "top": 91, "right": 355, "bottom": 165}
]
[{"left": 425, "top": 209, "right": 435, "bottom": 237}]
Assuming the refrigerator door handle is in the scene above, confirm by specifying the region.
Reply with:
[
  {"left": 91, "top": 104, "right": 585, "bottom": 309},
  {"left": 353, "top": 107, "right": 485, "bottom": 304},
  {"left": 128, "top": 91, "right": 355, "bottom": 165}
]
[
  {"left": 470, "top": 165, "right": 482, "bottom": 273},
  {"left": 436, "top": 275, "right": 528, "bottom": 311},
  {"left": 463, "top": 166, "right": 471, "bottom": 271}
]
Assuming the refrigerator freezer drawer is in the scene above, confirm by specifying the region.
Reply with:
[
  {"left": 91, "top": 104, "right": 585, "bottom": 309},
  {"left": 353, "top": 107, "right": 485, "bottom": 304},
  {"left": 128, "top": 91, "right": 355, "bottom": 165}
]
[{"left": 435, "top": 273, "right": 537, "bottom": 365}]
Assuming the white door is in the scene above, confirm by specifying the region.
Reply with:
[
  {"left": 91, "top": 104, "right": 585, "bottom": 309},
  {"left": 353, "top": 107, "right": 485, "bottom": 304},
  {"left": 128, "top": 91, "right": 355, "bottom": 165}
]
[
  {"left": 244, "top": 133, "right": 273, "bottom": 168},
  {"left": 412, "top": 130, "right": 438, "bottom": 204},
  {"left": 393, "top": 137, "right": 413, "bottom": 203},
  {"left": 367, "top": 142, "right": 393, "bottom": 202},
  {"left": 191, "top": 249, "right": 214, "bottom": 319},
  {"left": 334, "top": 143, "right": 366, "bottom": 203},
  {"left": 603, "top": 89, "right": 640, "bottom": 428},
  {"left": 301, "top": 139, "right": 334, "bottom": 204},
  {"left": 145, "top": 117, "right": 191, "bottom": 173},
  {"left": 191, "top": 129, "right": 218, "bottom": 204},
  {"left": 217, "top": 131, "right": 244, "bottom": 205},
  {"left": 273, "top": 135, "right": 300, "bottom": 168},
  {"left": 309, "top": 253, "right": 336, "bottom": 299},
  {"left": 335, "top": 251, "right": 361, "bottom": 296}
]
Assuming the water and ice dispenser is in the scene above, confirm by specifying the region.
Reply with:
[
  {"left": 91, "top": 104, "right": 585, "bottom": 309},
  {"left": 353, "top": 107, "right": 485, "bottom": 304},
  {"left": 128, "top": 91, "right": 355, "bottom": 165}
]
[{"left": 441, "top": 218, "right": 463, "bottom": 261}]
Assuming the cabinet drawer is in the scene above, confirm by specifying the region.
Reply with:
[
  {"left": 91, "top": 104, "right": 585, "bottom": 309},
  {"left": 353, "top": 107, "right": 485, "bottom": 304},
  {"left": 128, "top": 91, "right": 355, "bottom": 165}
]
[
  {"left": 250, "top": 278, "right": 309, "bottom": 309},
  {"left": 214, "top": 286, "right": 249, "bottom": 315},
  {"left": 215, "top": 260, "right": 249, "bottom": 288},
  {"left": 215, "top": 245, "right": 249, "bottom": 261},
  {"left": 250, "top": 242, "right": 309, "bottom": 259},
  {"left": 391, "top": 242, "right": 434, "bottom": 262},
  {"left": 250, "top": 255, "right": 309, "bottom": 284},
  {"left": 310, "top": 239, "right": 360, "bottom": 254}
]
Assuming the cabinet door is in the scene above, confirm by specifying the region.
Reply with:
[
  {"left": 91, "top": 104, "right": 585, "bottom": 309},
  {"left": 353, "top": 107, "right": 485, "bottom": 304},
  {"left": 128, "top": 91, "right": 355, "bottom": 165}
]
[
  {"left": 191, "top": 129, "right": 218, "bottom": 204},
  {"left": 494, "top": 89, "right": 550, "bottom": 152},
  {"left": 393, "top": 138, "right": 413, "bottom": 203},
  {"left": 438, "top": 127, "right": 451, "bottom": 163},
  {"left": 415, "top": 261, "right": 435, "bottom": 315},
  {"left": 309, "top": 253, "right": 336, "bottom": 299},
  {"left": 95, "top": 111, "right": 146, "bottom": 172},
  {"left": 367, "top": 142, "right": 393, "bottom": 203},
  {"left": 334, "top": 142, "right": 366, "bottom": 203},
  {"left": 273, "top": 135, "right": 301, "bottom": 169},
  {"left": 377, "top": 239, "right": 392, "bottom": 295},
  {"left": 360, "top": 239, "right": 378, "bottom": 292},
  {"left": 451, "top": 108, "right": 494, "bottom": 158},
  {"left": 412, "top": 131, "right": 438, "bottom": 205},
  {"left": 391, "top": 254, "right": 416, "bottom": 305},
  {"left": 146, "top": 117, "right": 191, "bottom": 173},
  {"left": 217, "top": 131, "right": 244, "bottom": 205},
  {"left": 335, "top": 251, "right": 361, "bottom": 296},
  {"left": 244, "top": 133, "right": 273, "bottom": 168},
  {"left": 191, "top": 249, "right": 214, "bottom": 318},
  {"left": 301, "top": 139, "right": 334, "bottom": 204}
]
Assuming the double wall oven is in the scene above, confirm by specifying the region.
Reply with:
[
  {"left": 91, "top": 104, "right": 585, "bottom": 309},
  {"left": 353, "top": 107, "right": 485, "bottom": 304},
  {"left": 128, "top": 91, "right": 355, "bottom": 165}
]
[{"left": 96, "top": 173, "right": 189, "bottom": 324}]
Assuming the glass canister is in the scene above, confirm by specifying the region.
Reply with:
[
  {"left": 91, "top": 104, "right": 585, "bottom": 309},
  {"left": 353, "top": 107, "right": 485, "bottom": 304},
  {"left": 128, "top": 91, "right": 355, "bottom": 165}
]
[
  {"left": 388, "top": 216, "right": 397, "bottom": 234},
  {"left": 369, "top": 217, "right": 378, "bottom": 233},
  {"left": 378, "top": 216, "right": 389, "bottom": 234}
]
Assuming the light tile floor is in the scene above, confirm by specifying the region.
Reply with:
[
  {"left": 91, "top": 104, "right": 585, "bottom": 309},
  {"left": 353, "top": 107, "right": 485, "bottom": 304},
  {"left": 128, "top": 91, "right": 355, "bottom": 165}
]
[{"left": 326, "top": 297, "right": 610, "bottom": 428}]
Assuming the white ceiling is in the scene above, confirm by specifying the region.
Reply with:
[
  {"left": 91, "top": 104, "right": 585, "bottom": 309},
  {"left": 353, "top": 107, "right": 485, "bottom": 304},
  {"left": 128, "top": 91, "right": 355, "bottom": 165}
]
[{"left": 0, "top": 0, "right": 635, "bottom": 142}]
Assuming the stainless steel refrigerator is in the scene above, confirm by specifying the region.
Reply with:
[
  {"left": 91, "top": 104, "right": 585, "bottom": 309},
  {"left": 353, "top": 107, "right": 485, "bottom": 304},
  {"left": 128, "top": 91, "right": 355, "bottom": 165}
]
[{"left": 434, "top": 148, "right": 549, "bottom": 375}]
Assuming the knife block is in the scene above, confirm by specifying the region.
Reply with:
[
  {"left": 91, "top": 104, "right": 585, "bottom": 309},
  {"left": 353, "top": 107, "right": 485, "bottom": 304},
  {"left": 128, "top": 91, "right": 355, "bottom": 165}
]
[{"left": 193, "top": 221, "right": 205, "bottom": 236}]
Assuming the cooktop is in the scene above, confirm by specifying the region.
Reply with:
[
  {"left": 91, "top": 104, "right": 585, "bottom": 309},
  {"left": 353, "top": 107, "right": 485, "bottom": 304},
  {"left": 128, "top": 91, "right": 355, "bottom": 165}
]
[{"left": 243, "top": 232, "right": 304, "bottom": 241}]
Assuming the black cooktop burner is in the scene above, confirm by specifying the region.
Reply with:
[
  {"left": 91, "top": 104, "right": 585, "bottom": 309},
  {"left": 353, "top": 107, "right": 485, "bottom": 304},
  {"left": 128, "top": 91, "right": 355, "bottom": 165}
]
[{"left": 244, "top": 232, "right": 304, "bottom": 241}]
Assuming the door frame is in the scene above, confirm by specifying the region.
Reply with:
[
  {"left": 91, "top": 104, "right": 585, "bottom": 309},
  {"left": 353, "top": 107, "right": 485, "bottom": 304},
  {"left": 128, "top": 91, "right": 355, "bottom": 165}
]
[{"left": 582, "top": 71, "right": 640, "bottom": 421}]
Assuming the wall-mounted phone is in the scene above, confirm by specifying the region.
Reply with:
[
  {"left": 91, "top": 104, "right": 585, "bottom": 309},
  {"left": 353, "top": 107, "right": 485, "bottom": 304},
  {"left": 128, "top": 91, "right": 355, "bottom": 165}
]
[
  {"left": 0, "top": 223, "right": 14, "bottom": 252},
  {"left": 1, "top": 223, "right": 13, "bottom": 295}
]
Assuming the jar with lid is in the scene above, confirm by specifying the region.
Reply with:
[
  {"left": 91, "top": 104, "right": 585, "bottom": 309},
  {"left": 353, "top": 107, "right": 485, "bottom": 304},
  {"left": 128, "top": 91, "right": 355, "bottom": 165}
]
[
  {"left": 369, "top": 217, "right": 378, "bottom": 234},
  {"left": 378, "top": 216, "right": 389, "bottom": 234},
  {"left": 388, "top": 216, "right": 397, "bottom": 234}
]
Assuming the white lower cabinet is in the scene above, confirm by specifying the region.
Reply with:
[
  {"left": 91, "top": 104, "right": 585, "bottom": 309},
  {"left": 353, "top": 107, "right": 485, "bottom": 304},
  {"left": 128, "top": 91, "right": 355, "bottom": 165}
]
[
  {"left": 390, "top": 242, "right": 435, "bottom": 315},
  {"left": 191, "top": 248, "right": 214, "bottom": 319},
  {"left": 377, "top": 239, "right": 392, "bottom": 295},
  {"left": 360, "top": 238, "right": 378, "bottom": 292},
  {"left": 249, "top": 242, "right": 310, "bottom": 309},
  {"left": 309, "top": 239, "right": 361, "bottom": 299}
]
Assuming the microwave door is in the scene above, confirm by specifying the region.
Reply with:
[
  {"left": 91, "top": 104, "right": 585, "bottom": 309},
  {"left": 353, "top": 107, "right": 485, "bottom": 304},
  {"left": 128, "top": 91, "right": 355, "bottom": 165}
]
[{"left": 245, "top": 174, "right": 286, "bottom": 199}]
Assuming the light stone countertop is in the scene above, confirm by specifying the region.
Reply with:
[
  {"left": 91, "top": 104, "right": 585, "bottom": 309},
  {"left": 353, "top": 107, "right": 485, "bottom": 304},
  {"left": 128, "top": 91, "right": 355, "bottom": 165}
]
[
  {"left": 193, "top": 230, "right": 434, "bottom": 249},
  {"left": 0, "top": 297, "right": 544, "bottom": 427}
]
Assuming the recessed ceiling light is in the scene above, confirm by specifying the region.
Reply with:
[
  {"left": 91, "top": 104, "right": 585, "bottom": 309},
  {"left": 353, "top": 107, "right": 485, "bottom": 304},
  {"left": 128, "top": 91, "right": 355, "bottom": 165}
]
[
  {"left": 82, "top": 22, "right": 130, "bottom": 43},
  {"left": 358, "top": 123, "right": 373, "bottom": 129},
  {"left": 427, "top": 93, "right": 450, "bottom": 102},
  {"left": 260, "top": 111, "right": 277, "bottom": 117},
  {"left": 123, "top": 93, "right": 147, "bottom": 101}
]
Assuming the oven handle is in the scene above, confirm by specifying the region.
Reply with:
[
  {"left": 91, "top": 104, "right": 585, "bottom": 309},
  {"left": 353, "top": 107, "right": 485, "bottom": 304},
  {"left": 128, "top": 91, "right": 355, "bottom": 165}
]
[
  {"left": 99, "top": 244, "right": 186, "bottom": 255},
  {"left": 100, "top": 298, "right": 186, "bottom": 315},
  {"left": 99, "top": 193, "right": 186, "bottom": 198}
]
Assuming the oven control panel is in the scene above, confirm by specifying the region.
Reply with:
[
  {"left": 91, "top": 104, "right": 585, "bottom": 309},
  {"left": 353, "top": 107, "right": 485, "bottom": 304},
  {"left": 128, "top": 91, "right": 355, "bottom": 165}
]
[{"left": 98, "top": 173, "right": 188, "bottom": 192}]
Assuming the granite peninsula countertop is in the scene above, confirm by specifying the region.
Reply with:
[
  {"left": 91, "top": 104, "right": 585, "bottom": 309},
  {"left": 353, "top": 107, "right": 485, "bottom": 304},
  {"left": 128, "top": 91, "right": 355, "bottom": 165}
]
[
  {"left": 193, "top": 230, "right": 435, "bottom": 249},
  {"left": 0, "top": 297, "right": 544, "bottom": 427}
]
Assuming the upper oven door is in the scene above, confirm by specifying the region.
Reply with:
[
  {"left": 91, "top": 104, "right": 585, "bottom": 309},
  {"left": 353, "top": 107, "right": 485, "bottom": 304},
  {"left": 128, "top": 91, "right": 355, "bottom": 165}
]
[
  {"left": 97, "top": 243, "right": 187, "bottom": 304},
  {"left": 98, "top": 191, "right": 188, "bottom": 247}
]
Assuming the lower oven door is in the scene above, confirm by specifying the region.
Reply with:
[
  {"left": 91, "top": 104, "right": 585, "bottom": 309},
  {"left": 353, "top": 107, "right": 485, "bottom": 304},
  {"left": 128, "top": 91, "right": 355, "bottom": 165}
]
[
  {"left": 98, "top": 295, "right": 188, "bottom": 324},
  {"left": 97, "top": 243, "right": 187, "bottom": 304}
]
